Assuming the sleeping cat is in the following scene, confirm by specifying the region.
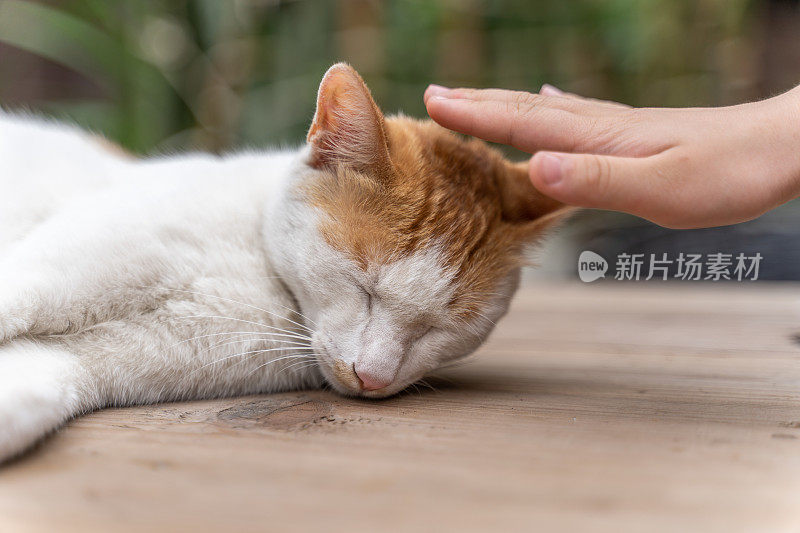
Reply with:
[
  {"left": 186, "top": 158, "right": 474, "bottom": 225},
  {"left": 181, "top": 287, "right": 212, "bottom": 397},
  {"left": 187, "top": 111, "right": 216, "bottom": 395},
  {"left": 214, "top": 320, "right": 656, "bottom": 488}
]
[{"left": 0, "top": 63, "right": 568, "bottom": 461}]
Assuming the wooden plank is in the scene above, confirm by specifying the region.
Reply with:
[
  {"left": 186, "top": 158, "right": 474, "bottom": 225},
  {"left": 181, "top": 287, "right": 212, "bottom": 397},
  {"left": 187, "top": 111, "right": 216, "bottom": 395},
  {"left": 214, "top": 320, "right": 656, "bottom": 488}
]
[{"left": 2, "top": 283, "right": 800, "bottom": 532}]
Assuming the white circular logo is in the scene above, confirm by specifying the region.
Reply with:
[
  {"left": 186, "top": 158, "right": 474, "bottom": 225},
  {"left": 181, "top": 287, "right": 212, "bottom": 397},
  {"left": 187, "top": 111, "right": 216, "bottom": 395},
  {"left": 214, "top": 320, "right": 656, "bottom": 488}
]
[{"left": 578, "top": 251, "right": 608, "bottom": 282}]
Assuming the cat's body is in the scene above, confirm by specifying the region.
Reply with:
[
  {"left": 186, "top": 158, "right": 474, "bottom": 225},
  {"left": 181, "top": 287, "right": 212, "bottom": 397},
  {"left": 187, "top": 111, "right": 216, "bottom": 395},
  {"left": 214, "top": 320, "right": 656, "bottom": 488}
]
[
  {"left": 0, "top": 113, "right": 325, "bottom": 458},
  {"left": 0, "top": 64, "right": 567, "bottom": 461}
]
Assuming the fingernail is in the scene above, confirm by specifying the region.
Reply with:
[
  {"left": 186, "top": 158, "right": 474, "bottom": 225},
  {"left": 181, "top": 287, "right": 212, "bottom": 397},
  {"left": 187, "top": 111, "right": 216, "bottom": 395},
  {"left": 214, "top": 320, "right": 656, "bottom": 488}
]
[
  {"left": 539, "top": 153, "right": 564, "bottom": 185},
  {"left": 540, "top": 83, "right": 563, "bottom": 96},
  {"left": 425, "top": 84, "right": 452, "bottom": 101}
]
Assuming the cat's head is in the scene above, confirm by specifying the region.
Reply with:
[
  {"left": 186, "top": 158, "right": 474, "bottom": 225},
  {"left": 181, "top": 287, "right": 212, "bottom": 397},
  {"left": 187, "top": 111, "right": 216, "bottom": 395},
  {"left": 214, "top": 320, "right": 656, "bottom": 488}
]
[{"left": 272, "top": 63, "right": 569, "bottom": 398}]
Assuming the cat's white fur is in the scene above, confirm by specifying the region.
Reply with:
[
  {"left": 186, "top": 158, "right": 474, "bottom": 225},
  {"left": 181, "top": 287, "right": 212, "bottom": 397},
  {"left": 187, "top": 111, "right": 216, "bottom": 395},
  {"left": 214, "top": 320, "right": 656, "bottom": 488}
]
[{"left": 0, "top": 111, "right": 514, "bottom": 461}]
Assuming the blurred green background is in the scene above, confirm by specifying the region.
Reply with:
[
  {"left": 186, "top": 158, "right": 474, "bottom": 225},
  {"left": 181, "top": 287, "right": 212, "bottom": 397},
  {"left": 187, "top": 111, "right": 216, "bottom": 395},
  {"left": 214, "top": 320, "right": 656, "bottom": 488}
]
[
  {"left": 0, "top": 0, "right": 784, "bottom": 154},
  {"left": 1, "top": 0, "right": 799, "bottom": 279}
]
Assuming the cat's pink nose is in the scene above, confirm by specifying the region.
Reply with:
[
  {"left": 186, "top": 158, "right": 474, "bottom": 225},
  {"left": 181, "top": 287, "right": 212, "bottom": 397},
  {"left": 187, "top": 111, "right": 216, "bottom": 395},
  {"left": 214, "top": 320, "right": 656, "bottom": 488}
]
[{"left": 355, "top": 369, "right": 392, "bottom": 391}]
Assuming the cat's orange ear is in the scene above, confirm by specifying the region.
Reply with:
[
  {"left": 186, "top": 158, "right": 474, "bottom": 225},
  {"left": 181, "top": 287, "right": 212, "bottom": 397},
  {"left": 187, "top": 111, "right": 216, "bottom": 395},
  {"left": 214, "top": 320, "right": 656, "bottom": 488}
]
[
  {"left": 501, "top": 163, "right": 576, "bottom": 235},
  {"left": 307, "top": 63, "right": 392, "bottom": 173}
]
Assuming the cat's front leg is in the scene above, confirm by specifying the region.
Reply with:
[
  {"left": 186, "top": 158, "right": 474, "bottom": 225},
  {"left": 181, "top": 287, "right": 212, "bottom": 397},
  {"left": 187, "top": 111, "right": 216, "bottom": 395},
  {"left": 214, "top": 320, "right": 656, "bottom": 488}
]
[
  {"left": 0, "top": 267, "right": 87, "bottom": 342},
  {"left": 0, "top": 296, "right": 31, "bottom": 343},
  {"left": 0, "top": 339, "right": 98, "bottom": 462},
  {"left": 0, "top": 272, "right": 48, "bottom": 342},
  {"left": 0, "top": 213, "right": 170, "bottom": 342}
]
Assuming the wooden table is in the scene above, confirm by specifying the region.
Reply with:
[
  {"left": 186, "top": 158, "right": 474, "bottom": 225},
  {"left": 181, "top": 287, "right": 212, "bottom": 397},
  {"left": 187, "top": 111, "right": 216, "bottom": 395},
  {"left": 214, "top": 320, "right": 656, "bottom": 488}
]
[{"left": 2, "top": 283, "right": 800, "bottom": 532}]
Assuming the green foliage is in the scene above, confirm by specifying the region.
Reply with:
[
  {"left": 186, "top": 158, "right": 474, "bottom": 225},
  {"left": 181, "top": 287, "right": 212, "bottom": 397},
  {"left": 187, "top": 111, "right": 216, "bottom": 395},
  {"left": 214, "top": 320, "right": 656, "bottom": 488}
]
[{"left": 0, "top": 0, "right": 755, "bottom": 154}]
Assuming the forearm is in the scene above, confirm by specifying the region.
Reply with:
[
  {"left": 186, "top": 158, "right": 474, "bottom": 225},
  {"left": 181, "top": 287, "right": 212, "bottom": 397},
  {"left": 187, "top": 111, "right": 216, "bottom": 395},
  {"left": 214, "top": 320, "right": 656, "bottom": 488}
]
[
  {"left": 426, "top": 81, "right": 800, "bottom": 228},
  {"left": 771, "top": 86, "right": 800, "bottom": 203}
]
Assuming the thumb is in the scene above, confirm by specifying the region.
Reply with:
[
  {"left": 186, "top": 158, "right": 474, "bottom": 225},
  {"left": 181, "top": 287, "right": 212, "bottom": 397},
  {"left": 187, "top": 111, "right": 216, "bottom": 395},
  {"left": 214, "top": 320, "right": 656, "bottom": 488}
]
[{"left": 529, "top": 151, "right": 661, "bottom": 217}]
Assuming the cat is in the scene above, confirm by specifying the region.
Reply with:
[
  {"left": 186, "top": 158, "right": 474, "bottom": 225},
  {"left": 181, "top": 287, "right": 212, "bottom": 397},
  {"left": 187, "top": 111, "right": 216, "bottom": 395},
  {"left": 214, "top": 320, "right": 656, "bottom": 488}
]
[{"left": 0, "top": 63, "right": 569, "bottom": 462}]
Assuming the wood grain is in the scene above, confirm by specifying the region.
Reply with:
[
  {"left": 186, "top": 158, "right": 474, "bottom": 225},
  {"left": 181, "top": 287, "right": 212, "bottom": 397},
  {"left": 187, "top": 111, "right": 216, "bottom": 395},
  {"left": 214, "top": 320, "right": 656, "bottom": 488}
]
[{"left": 2, "top": 283, "right": 800, "bottom": 532}]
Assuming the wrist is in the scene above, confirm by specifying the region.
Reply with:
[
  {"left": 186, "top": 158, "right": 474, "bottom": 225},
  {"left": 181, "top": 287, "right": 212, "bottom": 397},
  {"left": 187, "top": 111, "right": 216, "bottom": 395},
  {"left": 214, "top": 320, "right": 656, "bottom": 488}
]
[
  {"left": 719, "top": 86, "right": 800, "bottom": 219},
  {"left": 777, "top": 86, "right": 800, "bottom": 197}
]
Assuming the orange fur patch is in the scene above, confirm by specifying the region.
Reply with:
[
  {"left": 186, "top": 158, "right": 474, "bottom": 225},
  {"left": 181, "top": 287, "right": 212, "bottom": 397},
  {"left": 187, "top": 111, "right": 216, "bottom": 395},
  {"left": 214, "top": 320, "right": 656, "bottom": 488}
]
[{"left": 305, "top": 116, "right": 568, "bottom": 319}]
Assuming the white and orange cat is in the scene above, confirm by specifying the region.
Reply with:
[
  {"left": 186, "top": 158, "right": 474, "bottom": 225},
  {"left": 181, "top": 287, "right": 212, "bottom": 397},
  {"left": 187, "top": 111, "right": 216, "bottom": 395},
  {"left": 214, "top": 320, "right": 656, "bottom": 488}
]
[{"left": 0, "top": 64, "right": 567, "bottom": 461}]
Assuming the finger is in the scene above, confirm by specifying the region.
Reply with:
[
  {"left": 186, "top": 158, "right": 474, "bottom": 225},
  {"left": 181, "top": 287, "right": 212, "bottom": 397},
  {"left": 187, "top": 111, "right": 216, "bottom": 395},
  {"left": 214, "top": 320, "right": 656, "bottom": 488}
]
[
  {"left": 426, "top": 86, "right": 583, "bottom": 113},
  {"left": 424, "top": 85, "right": 519, "bottom": 105},
  {"left": 424, "top": 84, "right": 629, "bottom": 115},
  {"left": 424, "top": 84, "right": 452, "bottom": 103},
  {"left": 529, "top": 151, "right": 667, "bottom": 220},
  {"left": 539, "top": 84, "right": 631, "bottom": 110},
  {"left": 539, "top": 84, "right": 563, "bottom": 97},
  {"left": 425, "top": 95, "right": 622, "bottom": 154}
]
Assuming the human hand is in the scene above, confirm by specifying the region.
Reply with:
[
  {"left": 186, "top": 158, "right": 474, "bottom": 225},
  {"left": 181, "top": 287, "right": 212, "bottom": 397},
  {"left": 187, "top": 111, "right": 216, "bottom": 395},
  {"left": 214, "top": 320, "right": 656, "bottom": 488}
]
[{"left": 424, "top": 83, "right": 800, "bottom": 229}]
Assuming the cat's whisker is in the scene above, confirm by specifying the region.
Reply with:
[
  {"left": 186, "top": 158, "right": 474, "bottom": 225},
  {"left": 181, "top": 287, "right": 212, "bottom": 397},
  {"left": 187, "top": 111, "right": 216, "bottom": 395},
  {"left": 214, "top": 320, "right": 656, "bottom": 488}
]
[
  {"left": 161, "top": 285, "right": 317, "bottom": 330},
  {"left": 240, "top": 353, "right": 317, "bottom": 376},
  {"left": 166, "top": 332, "right": 310, "bottom": 368},
  {"left": 291, "top": 365, "right": 320, "bottom": 376},
  {"left": 294, "top": 361, "right": 321, "bottom": 372},
  {"left": 147, "top": 287, "right": 316, "bottom": 333},
  {"left": 262, "top": 298, "right": 319, "bottom": 328},
  {"left": 207, "top": 331, "right": 313, "bottom": 345},
  {"left": 175, "top": 315, "right": 312, "bottom": 342},
  {"left": 459, "top": 319, "right": 481, "bottom": 338},
  {"left": 276, "top": 359, "right": 320, "bottom": 376},
  {"left": 199, "top": 348, "right": 314, "bottom": 370},
  {"left": 462, "top": 290, "right": 505, "bottom": 298},
  {"left": 172, "top": 329, "right": 312, "bottom": 347},
  {"left": 470, "top": 310, "right": 496, "bottom": 325},
  {"left": 283, "top": 356, "right": 318, "bottom": 368},
  {"left": 206, "top": 333, "right": 257, "bottom": 350},
  {"left": 251, "top": 276, "right": 323, "bottom": 325},
  {"left": 139, "top": 283, "right": 316, "bottom": 333},
  {"left": 180, "top": 314, "right": 311, "bottom": 338},
  {"left": 208, "top": 337, "right": 312, "bottom": 351},
  {"left": 201, "top": 336, "right": 313, "bottom": 372},
  {"left": 417, "top": 378, "right": 439, "bottom": 393},
  {"left": 245, "top": 352, "right": 318, "bottom": 378},
  {"left": 206, "top": 334, "right": 311, "bottom": 351},
  {"left": 223, "top": 341, "right": 315, "bottom": 371},
  {"left": 167, "top": 329, "right": 312, "bottom": 350},
  {"left": 193, "top": 348, "right": 315, "bottom": 375}
]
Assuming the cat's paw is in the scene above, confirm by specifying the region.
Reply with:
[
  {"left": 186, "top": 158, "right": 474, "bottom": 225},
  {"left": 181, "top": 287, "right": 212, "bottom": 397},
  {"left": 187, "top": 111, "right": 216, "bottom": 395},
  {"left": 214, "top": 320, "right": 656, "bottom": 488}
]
[
  {"left": 0, "top": 389, "right": 59, "bottom": 463},
  {"left": 0, "top": 342, "right": 85, "bottom": 462}
]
